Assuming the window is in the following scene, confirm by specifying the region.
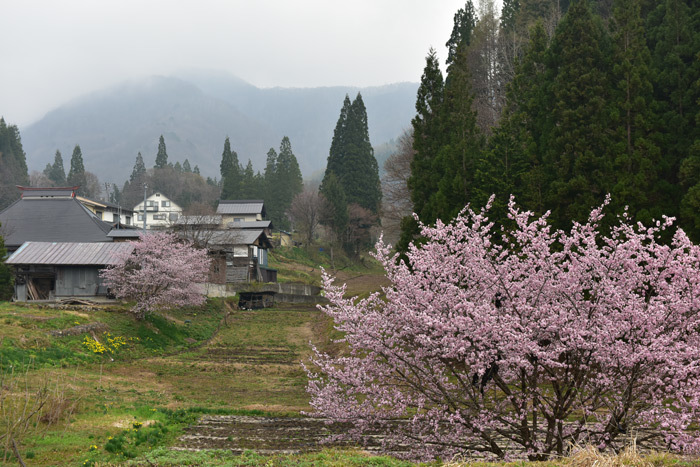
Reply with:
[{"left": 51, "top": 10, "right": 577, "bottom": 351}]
[
  {"left": 146, "top": 200, "right": 157, "bottom": 207},
  {"left": 153, "top": 214, "right": 166, "bottom": 220},
  {"left": 234, "top": 217, "right": 244, "bottom": 222},
  {"left": 126, "top": 216, "right": 131, "bottom": 225},
  {"left": 137, "top": 214, "right": 144, "bottom": 221},
  {"left": 113, "top": 213, "right": 119, "bottom": 223},
  {"left": 161, "top": 201, "right": 170, "bottom": 207},
  {"left": 96, "top": 211, "right": 103, "bottom": 219},
  {"left": 169, "top": 213, "right": 179, "bottom": 221}
]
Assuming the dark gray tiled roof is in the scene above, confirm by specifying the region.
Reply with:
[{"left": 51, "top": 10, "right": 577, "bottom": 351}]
[
  {"left": 7, "top": 242, "right": 134, "bottom": 266},
  {"left": 0, "top": 197, "right": 113, "bottom": 249}
]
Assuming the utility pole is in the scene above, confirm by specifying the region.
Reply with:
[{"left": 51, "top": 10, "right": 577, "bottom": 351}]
[{"left": 143, "top": 183, "right": 148, "bottom": 232}]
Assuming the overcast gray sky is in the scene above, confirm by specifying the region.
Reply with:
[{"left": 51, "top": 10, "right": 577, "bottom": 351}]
[{"left": 1, "top": 0, "right": 489, "bottom": 127}]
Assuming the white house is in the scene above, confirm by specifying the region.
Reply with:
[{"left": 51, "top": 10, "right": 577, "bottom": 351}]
[{"left": 133, "top": 192, "right": 182, "bottom": 229}]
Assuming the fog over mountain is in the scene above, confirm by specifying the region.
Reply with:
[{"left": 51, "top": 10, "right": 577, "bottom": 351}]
[{"left": 21, "top": 71, "right": 418, "bottom": 184}]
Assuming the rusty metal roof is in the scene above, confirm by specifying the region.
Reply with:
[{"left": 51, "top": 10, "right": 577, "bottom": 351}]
[{"left": 6, "top": 242, "right": 134, "bottom": 266}]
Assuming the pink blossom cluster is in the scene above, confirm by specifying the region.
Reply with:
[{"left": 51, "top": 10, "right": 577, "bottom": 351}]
[
  {"left": 306, "top": 196, "right": 700, "bottom": 461},
  {"left": 100, "top": 231, "right": 211, "bottom": 318}
]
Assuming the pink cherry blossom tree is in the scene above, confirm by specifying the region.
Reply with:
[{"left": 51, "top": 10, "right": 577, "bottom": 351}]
[
  {"left": 306, "top": 196, "right": 700, "bottom": 461},
  {"left": 101, "top": 231, "right": 211, "bottom": 319}
]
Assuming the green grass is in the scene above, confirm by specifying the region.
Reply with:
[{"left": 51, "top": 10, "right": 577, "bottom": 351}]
[
  {"left": 269, "top": 245, "right": 384, "bottom": 285},
  {"left": 117, "top": 447, "right": 418, "bottom": 466},
  {"left": 0, "top": 299, "right": 229, "bottom": 372}
]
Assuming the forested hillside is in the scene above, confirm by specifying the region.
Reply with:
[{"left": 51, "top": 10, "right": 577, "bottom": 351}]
[
  {"left": 396, "top": 0, "right": 700, "bottom": 248},
  {"left": 21, "top": 74, "right": 417, "bottom": 183}
]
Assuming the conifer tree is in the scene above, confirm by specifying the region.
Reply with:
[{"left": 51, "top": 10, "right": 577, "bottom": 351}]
[
  {"left": 131, "top": 152, "right": 147, "bottom": 182},
  {"left": 67, "top": 144, "right": 87, "bottom": 195},
  {"left": 345, "top": 94, "right": 381, "bottom": 214},
  {"left": 323, "top": 95, "right": 352, "bottom": 188},
  {"left": 263, "top": 147, "right": 281, "bottom": 224},
  {"left": 544, "top": 0, "right": 613, "bottom": 228},
  {"left": 45, "top": 150, "right": 66, "bottom": 186},
  {"left": 220, "top": 136, "right": 242, "bottom": 199},
  {"left": 647, "top": 0, "right": 700, "bottom": 220},
  {"left": 608, "top": 0, "right": 662, "bottom": 224},
  {"left": 264, "top": 148, "right": 277, "bottom": 188},
  {"left": 0, "top": 118, "right": 29, "bottom": 209},
  {"left": 155, "top": 135, "right": 168, "bottom": 169},
  {"left": 273, "top": 136, "right": 304, "bottom": 229},
  {"left": 500, "top": 0, "right": 520, "bottom": 33},
  {"left": 431, "top": 43, "right": 485, "bottom": 223},
  {"left": 319, "top": 172, "right": 348, "bottom": 246},
  {"left": 446, "top": 1, "right": 477, "bottom": 66},
  {"left": 183, "top": 159, "right": 192, "bottom": 173},
  {"left": 194, "top": 165, "right": 200, "bottom": 175},
  {"left": 399, "top": 49, "right": 446, "bottom": 253},
  {"left": 174, "top": 161, "right": 183, "bottom": 173},
  {"left": 321, "top": 94, "right": 381, "bottom": 221},
  {"left": 481, "top": 22, "right": 550, "bottom": 220},
  {"left": 239, "top": 159, "right": 263, "bottom": 199}
]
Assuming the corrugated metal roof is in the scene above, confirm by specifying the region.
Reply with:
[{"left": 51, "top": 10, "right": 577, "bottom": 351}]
[
  {"left": 206, "top": 229, "right": 265, "bottom": 246},
  {"left": 107, "top": 229, "right": 143, "bottom": 238},
  {"left": 216, "top": 201, "right": 265, "bottom": 215},
  {"left": 6, "top": 242, "right": 134, "bottom": 266},
  {"left": 175, "top": 215, "right": 222, "bottom": 225}
]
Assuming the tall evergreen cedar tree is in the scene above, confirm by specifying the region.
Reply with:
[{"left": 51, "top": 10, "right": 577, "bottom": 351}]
[
  {"left": 608, "top": 0, "right": 661, "bottom": 224},
  {"left": 0, "top": 118, "right": 29, "bottom": 210},
  {"left": 219, "top": 135, "right": 302, "bottom": 229},
  {"left": 321, "top": 93, "right": 382, "bottom": 215},
  {"left": 67, "top": 144, "right": 87, "bottom": 196},
  {"left": 44, "top": 150, "right": 66, "bottom": 186},
  {"left": 399, "top": 3, "right": 483, "bottom": 251},
  {"left": 544, "top": 0, "right": 613, "bottom": 228},
  {"left": 154, "top": 135, "right": 168, "bottom": 169},
  {"left": 220, "top": 136, "right": 242, "bottom": 200},
  {"left": 399, "top": 0, "right": 700, "bottom": 250},
  {"left": 270, "top": 136, "right": 304, "bottom": 230},
  {"left": 131, "top": 152, "right": 146, "bottom": 182}
]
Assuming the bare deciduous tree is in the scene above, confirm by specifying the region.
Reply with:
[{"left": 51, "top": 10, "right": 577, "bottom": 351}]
[
  {"left": 83, "top": 171, "right": 102, "bottom": 200},
  {"left": 288, "top": 187, "right": 323, "bottom": 246},
  {"left": 381, "top": 129, "right": 415, "bottom": 244},
  {"left": 29, "top": 171, "right": 54, "bottom": 188}
]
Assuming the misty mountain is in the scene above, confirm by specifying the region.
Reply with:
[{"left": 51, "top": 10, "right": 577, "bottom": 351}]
[{"left": 21, "top": 72, "right": 418, "bottom": 185}]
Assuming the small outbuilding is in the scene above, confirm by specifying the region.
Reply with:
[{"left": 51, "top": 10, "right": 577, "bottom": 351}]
[{"left": 6, "top": 242, "right": 134, "bottom": 301}]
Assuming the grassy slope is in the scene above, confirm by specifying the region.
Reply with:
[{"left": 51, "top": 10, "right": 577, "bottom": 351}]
[{"left": 0, "top": 248, "right": 694, "bottom": 466}]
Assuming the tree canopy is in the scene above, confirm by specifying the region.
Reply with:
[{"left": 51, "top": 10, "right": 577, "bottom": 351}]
[{"left": 309, "top": 196, "right": 700, "bottom": 460}]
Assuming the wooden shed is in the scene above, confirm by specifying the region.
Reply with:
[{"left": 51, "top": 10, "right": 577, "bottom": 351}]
[{"left": 6, "top": 242, "right": 134, "bottom": 301}]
